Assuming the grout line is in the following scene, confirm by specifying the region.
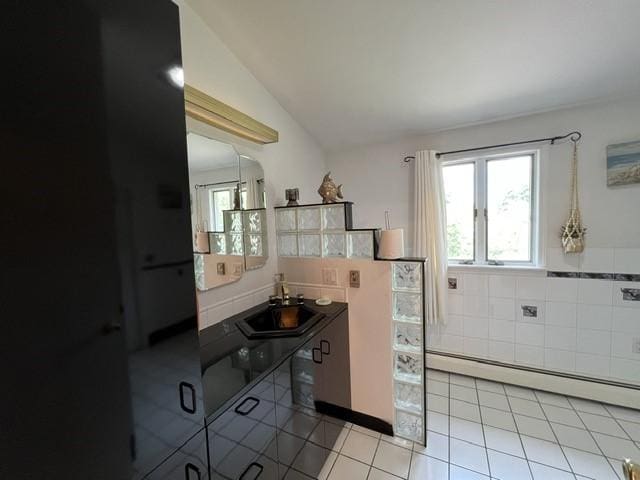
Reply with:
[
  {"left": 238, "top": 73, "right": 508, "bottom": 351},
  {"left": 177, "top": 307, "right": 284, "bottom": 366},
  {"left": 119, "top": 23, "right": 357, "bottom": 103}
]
[
  {"left": 475, "top": 377, "right": 492, "bottom": 478},
  {"left": 564, "top": 395, "right": 622, "bottom": 479},
  {"left": 501, "top": 380, "right": 535, "bottom": 479},
  {"left": 533, "top": 387, "right": 579, "bottom": 477}
]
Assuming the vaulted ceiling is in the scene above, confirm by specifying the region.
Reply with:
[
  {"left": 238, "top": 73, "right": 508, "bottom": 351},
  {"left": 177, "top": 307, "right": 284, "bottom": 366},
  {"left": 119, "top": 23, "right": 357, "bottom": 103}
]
[{"left": 187, "top": 0, "right": 640, "bottom": 151}]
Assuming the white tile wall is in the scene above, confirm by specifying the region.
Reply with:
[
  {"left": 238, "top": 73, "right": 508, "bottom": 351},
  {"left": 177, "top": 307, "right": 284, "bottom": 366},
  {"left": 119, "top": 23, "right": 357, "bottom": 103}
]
[{"left": 428, "top": 259, "right": 640, "bottom": 386}]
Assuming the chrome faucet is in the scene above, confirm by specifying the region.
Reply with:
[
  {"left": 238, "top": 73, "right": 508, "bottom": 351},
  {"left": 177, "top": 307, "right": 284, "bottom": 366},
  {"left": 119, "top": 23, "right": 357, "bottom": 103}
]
[
  {"left": 623, "top": 459, "right": 639, "bottom": 480},
  {"left": 275, "top": 273, "right": 290, "bottom": 304}
]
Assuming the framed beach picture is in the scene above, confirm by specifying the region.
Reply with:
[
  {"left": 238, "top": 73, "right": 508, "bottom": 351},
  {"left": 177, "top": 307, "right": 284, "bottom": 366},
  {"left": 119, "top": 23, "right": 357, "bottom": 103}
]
[{"left": 607, "top": 140, "right": 640, "bottom": 186}]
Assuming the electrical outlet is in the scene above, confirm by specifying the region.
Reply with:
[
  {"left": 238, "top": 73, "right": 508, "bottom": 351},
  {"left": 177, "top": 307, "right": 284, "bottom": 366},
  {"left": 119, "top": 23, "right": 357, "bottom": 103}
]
[
  {"left": 322, "top": 268, "right": 338, "bottom": 286},
  {"left": 633, "top": 337, "right": 640, "bottom": 354},
  {"left": 349, "top": 270, "right": 360, "bottom": 288}
]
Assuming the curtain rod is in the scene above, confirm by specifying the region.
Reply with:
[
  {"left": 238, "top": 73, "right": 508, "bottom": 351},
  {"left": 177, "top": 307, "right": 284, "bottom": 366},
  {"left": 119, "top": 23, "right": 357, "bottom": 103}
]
[
  {"left": 402, "top": 131, "right": 582, "bottom": 163},
  {"left": 194, "top": 178, "right": 264, "bottom": 189}
]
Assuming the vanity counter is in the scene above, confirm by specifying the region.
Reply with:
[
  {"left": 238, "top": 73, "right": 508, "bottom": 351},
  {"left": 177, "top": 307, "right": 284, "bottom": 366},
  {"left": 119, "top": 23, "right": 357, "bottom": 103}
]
[{"left": 199, "top": 299, "right": 347, "bottom": 420}]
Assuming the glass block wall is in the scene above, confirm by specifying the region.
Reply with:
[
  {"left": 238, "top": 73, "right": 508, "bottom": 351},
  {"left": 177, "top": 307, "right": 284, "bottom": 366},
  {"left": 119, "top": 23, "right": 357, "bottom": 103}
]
[
  {"left": 209, "top": 209, "right": 268, "bottom": 258},
  {"left": 391, "top": 262, "right": 426, "bottom": 444},
  {"left": 275, "top": 204, "right": 373, "bottom": 259}
]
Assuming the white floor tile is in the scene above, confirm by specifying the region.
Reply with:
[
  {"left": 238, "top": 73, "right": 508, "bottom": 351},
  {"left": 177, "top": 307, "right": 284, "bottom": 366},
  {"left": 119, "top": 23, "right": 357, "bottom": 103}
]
[
  {"left": 475, "top": 379, "right": 505, "bottom": 394},
  {"left": 451, "top": 398, "right": 481, "bottom": 422},
  {"left": 426, "top": 369, "right": 450, "bottom": 383},
  {"left": 368, "top": 467, "right": 401, "bottom": 480},
  {"left": 427, "top": 379, "right": 450, "bottom": 397},
  {"left": 534, "top": 391, "right": 572, "bottom": 408},
  {"left": 487, "top": 450, "right": 532, "bottom": 480},
  {"left": 562, "top": 446, "right": 619, "bottom": 480},
  {"left": 427, "top": 393, "right": 449, "bottom": 414},
  {"left": 451, "top": 417, "right": 485, "bottom": 446},
  {"left": 341, "top": 430, "right": 379, "bottom": 464},
  {"left": 408, "top": 452, "right": 449, "bottom": 479},
  {"left": 449, "top": 465, "right": 489, "bottom": 479},
  {"left": 541, "top": 404, "right": 584, "bottom": 428},
  {"left": 308, "top": 421, "right": 350, "bottom": 452},
  {"left": 450, "top": 373, "right": 477, "bottom": 388},
  {"left": 372, "top": 441, "right": 412, "bottom": 478},
  {"left": 621, "top": 421, "right": 640, "bottom": 442},
  {"left": 578, "top": 412, "right": 628, "bottom": 438},
  {"left": 352, "top": 424, "right": 383, "bottom": 438},
  {"left": 451, "top": 384, "right": 479, "bottom": 404},
  {"left": 605, "top": 405, "right": 640, "bottom": 423},
  {"left": 504, "top": 385, "right": 537, "bottom": 401},
  {"left": 592, "top": 432, "right": 640, "bottom": 460},
  {"left": 551, "top": 422, "right": 600, "bottom": 454},
  {"left": 528, "top": 461, "right": 575, "bottom": 480},
  {"left": 569, "top": 397, "right": 610, "bottom": 416},
  {"left": 509, "top": 397, "right": 546, "bottom": 419},
  {"left": 477, "top": 390, "right": 510, "bottom": 411},
  {"left": 483, "top": 425, "right": 525, "bottom": 458},
  {"left": 328, "top": 454, "right": 369, "bottom": 480},
  {"left": 427, "top": 411, "right": 450, "bottom": 435},
  {"left": 291, "top": 442, "right": 335, "bottom": 480},
  {"left": 414, "top": 430, "right": 449, "bottom": 461},
  {"left": 381, "top": 435, "right": 413, "bottom": 451},
  {"left": 480, "top": 406, "right": 517, "bottom": 432},
  {"left": 450, "top": 438, "right": 489, "bottom": 475},
  {"left": 520, "top": 435, "right": 570, "bottom": 470},
  {"left": 514, "top": 414, "right": 556, "bottom": 442}
]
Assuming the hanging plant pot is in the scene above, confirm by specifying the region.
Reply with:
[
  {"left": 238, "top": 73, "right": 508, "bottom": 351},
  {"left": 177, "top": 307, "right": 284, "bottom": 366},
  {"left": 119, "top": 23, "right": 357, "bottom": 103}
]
[{"left": 560, "top": 139, "right": 586, "bottom": 254}]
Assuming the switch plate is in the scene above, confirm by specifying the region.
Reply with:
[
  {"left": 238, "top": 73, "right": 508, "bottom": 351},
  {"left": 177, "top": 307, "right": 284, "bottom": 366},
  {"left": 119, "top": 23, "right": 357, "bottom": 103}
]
[
  {"left": 322, "top": 268, "right": 337, "bottom": 286},
  {"left": 633, "top": 337, "right": 640, "bottom": 354},
  {"left": 349, "top": 270, "right": 360, "bottom": 288}
]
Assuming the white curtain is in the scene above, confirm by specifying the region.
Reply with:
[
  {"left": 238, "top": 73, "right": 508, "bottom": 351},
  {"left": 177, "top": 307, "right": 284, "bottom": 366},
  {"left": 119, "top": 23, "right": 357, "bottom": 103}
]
[
  {"left": 245, "top": 176, "right": 258, "bottom": 209},
  {"left": 413, "top": 150, "right": 448, "bottom": 325}
]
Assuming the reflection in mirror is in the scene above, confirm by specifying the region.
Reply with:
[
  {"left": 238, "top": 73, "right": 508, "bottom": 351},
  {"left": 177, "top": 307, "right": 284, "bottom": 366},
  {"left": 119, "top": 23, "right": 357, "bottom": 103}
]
[{"left": 186, "top": 132, "right": 268, "bottom": 290}]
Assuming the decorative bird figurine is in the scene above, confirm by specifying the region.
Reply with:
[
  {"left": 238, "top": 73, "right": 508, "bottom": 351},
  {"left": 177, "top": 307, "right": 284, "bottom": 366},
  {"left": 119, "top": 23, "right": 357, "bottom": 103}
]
[{"left": 317, "top": 172, "right": 343, "bottom": 203}]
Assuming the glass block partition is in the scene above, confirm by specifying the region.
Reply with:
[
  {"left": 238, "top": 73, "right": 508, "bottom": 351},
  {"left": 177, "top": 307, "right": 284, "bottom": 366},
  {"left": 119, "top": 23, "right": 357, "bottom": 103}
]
[
  {"left": 275, "top": 203, "right": 375, "bottom": 259},
  {"left": 391, "top": 261, "right": 426, "bottom": 445}
]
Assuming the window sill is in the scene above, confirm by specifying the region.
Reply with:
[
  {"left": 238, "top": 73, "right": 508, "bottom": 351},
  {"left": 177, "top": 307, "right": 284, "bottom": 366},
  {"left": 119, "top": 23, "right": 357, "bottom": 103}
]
[{"left": 447, "top": 263, "right": 546, "bottom": 275}]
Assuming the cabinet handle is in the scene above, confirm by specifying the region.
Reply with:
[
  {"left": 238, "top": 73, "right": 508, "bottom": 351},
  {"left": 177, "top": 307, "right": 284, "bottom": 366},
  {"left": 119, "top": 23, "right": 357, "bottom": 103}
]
[
  {"left": 234, "top": 396, "right": 260, "bottom": 416},
  {"left": 239, "top": 461, "right": 264, "bottom": 479},
  {"left": 184, "top": 463, "right": 201, "bottom": 480},
  {"left": 179, "top": 381, "right": 196, "bottom": 414},
  {"left": 312, "top": 347, "right": 322, "bottom": 364},
  {"left": 320, "top": 340, "right": 331, "bottom": 355}
]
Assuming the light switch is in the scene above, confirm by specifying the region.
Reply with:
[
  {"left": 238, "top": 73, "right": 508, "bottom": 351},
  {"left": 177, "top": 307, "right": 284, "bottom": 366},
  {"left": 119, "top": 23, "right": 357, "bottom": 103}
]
[{"left": 349, "top": 270, "right": 360, "bottom": 288}]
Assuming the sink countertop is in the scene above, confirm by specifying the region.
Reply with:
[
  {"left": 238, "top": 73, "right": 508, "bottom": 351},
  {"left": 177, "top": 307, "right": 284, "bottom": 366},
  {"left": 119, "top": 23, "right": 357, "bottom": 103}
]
[{"left": 199, "top": 299, "right": 347, "bottom": 420}]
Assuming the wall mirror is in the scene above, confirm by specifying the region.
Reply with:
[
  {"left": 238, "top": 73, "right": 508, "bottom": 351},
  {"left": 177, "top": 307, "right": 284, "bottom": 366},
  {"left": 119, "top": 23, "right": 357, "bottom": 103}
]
[{"left": 187, "top": 132, "right": 268, "bottom": 290}]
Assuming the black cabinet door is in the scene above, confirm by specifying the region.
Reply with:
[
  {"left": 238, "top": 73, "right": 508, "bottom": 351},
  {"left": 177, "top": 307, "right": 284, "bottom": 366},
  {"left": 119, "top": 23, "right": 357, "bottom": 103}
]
[
  {"left": 207, "top": 374, "right": 279, "bottom": 480},
  {"left": 274, "top": 352, "right": 347, "bottom": 479},
  {"left": 145, "top": 428, "right": 208, "bottom": 480},
  {"left": 314, "top": 309, "right": 351, "bottom": 410}
]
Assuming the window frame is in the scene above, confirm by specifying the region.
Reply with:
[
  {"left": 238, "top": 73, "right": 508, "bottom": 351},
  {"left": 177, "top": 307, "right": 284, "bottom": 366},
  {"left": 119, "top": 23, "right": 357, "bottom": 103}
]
[{"left": 442, "top": 149, "right": 540, "bottom": 267}]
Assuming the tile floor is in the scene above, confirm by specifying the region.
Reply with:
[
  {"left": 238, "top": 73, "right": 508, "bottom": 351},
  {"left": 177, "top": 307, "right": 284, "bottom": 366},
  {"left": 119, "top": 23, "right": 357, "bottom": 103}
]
[{"left": 272, "top": 369, "right": 640, "bottom": 480}]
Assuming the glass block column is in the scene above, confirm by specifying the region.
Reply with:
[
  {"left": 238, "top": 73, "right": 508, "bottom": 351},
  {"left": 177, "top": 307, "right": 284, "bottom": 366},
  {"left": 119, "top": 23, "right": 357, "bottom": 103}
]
[{"left": 391, "top": 261, "right": 425, "bottom": 445}]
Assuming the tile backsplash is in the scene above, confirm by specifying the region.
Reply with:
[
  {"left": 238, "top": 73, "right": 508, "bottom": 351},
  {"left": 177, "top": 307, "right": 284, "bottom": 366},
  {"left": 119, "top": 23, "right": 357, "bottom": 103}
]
[{"left": 428, "top": 248, "right": 640, "bottom": 386}]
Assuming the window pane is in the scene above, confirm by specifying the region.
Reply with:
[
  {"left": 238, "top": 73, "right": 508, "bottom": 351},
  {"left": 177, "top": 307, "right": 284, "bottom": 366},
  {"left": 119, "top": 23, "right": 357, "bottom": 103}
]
[
  {"left": 486, "top": 155, "right": 532, "bottom": 261},
  {"left": 443, "top": 163, "right": 475, "bottom": 260},
  {"left": 210, "top": 189, "right": 231, "bottom": 232}
]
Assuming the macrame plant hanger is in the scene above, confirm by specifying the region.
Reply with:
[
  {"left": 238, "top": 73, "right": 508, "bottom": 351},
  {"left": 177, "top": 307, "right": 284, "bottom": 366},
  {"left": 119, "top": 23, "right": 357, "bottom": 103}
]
[{"left": 561, "top": 138, "right": 586, "bottom": 253}]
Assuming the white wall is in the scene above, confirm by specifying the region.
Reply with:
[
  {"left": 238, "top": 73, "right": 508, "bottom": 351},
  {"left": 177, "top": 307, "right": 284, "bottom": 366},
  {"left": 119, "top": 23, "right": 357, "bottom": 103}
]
[
  {"left": 176, "top": 1, "right": 328, "bottom": 315},
  {"left": 327, "top": 97, "right": 640, "bottom": 252},
  {"left": 327, "top": 98, "right": 640, "bottom": 386}
]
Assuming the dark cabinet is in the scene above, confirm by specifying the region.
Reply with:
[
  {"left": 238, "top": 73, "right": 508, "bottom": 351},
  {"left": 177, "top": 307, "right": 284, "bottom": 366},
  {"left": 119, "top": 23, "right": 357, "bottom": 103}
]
[
  {"left": 145, "top": 428, "right": 208, "bottom": 480},
  {"left": 129, "top": 329, "right": 205, "bottom": 478},
  {"left": 207, "top": 373, "right": 279, "bottom": 480},
  {"left": 272, "top": 310, "right": 351, "bottom": 478}
]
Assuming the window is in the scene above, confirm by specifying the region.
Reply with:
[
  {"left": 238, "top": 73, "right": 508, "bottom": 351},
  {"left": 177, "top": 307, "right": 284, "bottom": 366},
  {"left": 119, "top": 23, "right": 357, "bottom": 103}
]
[
  {"left": 208, "top": 184, "right": 248, "bottom": 231},
  {"left": 442, "top": 152, "right": 538, "bottom": 265},
  {"left": 208, "top": 188, "right": 232, "bottom": 231}
]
